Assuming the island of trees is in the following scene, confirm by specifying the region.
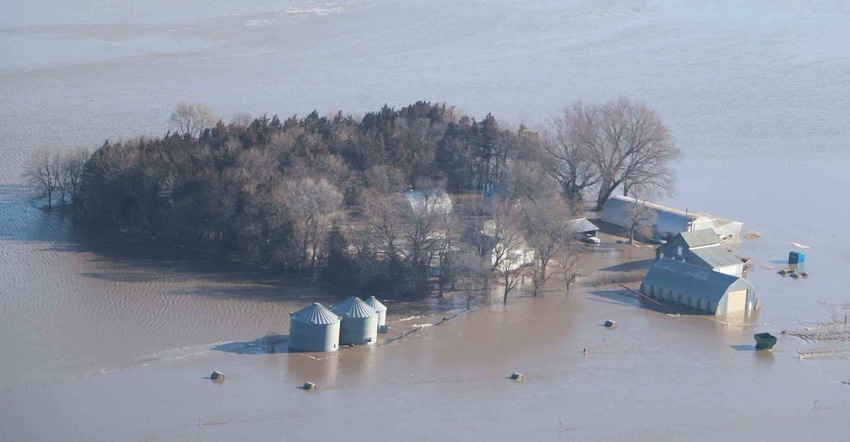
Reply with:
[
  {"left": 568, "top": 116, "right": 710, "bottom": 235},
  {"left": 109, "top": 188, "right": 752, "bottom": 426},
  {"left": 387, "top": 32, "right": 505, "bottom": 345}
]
[{"left": 25, "top": 98, "right": 679, "bottom": 304}]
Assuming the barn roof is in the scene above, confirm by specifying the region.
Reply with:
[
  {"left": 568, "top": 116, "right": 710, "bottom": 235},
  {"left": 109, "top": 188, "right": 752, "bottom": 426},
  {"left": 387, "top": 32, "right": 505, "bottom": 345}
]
[
  {"left": 642, "top": 259, "right": 740, "bottom": 305},
  {"left": 604, "top": 195, "right": 701, "bottom": 220},
  {"left": 290, "top": 303, "right": 341, "bottom": 325},
  {"left": 679, "top": 230, "right": 721, "bottom": 248},
  {"left": 331, "top": 297, "right": 378, "bottom": 319},
  {"left": 691, "top": 247, "right": 743, "bottom": 269}
]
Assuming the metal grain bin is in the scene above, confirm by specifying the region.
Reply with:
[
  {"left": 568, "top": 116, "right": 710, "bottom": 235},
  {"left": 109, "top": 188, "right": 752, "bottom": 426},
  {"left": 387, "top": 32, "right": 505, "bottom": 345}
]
[
  {"left": 331, "top": 297, "right": 378, "bottom": 345},
  {"left": 289, "top": 303, "right": 341, "bottom": 353},
  {"left": 364, "top": 296, "right": 387, "bottom": 328}
]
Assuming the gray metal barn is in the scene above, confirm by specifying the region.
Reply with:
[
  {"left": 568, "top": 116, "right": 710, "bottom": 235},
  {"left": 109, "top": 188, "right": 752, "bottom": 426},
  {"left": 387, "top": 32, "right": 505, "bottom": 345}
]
[
  {"left": 640, "top": 259, "right": 759, "bottom": 316},
  {"left": 289, "top": 303, "right": 342, "bottom": 352},
  {"left": 364, "top": 296, "right": 387, "bottom": 329},
  {"left": 655, "top": 230, "right": 744, "bottom": 277},
  {"left": 601, "top": 195, "right": 742, "bottom": 240},
  {"left": 331, "top": 297, "right": 379, "bottom": 345}
]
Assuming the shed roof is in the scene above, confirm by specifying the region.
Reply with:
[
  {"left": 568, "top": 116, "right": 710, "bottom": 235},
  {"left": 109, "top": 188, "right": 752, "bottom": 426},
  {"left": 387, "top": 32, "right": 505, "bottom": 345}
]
[
  {"left": 691, "top": 247, "right": 743, "bottom": 269},
  {"left": 565, "top": 218, "right": 599, "bottom": 234},
  {"left": 364, "top": 296, "right": 387, "bottom": 313},
  {"left": 290, "top": 303, "right": 341, "bottom": 325},
  {"left": 679, "top": 230, "right": 721, "bottom": 248},
  {"left": 642, "top": 259, "right": 740, "bottom": 305},
  {"left": 331, "top": 297, "right": 378, "bottom": 319}
]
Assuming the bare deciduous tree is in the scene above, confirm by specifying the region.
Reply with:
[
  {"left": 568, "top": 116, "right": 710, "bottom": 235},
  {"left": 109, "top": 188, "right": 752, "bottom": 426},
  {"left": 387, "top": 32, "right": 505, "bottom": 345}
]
[
  {"left": 520, "top": 193, "right": 575, "bottom": 296},
  {"left": 169, "top": 101, "right": 216, "bottom": 138},
  {"left": 275, "top": 177, "right": 344, "bottom": 273},
  {"left": 556, "top": 241, "right": 582, "bottom": 293},
  {"left": 454, "top": 248, "right": 490, "bottom": 310},
  {"left": 60, "top": 148, "right": 90, "bottom": 208},
  {"left": 545, "top": 113, "right": 601, "bottom": 203},
  {"left": 624, "top": 198, "right": 657, "bottom": 244},
  {"left": 23, "top": 147, "right": 60, "bottom": 209},
  {"left": 557, "top": 98, "right": 679, "bottom": 210},
  {"left": 484, "top": 198, "right": 529, "bottom": 305}
]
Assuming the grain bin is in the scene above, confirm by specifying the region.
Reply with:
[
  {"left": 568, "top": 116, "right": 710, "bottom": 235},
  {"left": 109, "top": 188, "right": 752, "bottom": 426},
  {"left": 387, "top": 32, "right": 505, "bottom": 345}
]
[
  {"left": 364, "top": 296, "right": 387, "bottom": 329},
  {"left": 289, "top": 303, "right": 342, "bottom": 352},
  {"left": 331, "top": 297, "right": 378, "bottom": 345}
]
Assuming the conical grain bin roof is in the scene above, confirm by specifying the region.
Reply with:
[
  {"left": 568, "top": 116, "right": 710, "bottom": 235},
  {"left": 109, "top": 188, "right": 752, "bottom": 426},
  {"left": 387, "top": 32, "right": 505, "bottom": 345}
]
[
  {"left": 290, "top": 302, "right": 341, "bottom": 325},
  {"left": 364, "top": 296, "right": 387, "bottom": 328},
  {"left": 331, "top": 297, "right": 378, "bottom": 319},
  {"left": 289, "top": 303, "right": 341, "bottom": 352},
  {"left": 331, "top": 297, "right": 378, "bottom": 345},
  {"left": 364, "top": 296, "right": 386, "bottom": 313}
]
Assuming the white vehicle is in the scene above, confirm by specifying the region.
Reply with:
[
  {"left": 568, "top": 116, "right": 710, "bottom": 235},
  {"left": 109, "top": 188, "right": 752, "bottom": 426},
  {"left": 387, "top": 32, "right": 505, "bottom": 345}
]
[{"left": 582, "top": 235, "right": 601, "bottom": 244}]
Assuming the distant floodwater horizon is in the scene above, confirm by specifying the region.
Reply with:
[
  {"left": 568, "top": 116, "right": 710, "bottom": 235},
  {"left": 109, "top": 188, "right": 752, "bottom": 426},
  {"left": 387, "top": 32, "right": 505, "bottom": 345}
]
[{"left": 2, "top": 1, "right": 850, "bottom": 440}]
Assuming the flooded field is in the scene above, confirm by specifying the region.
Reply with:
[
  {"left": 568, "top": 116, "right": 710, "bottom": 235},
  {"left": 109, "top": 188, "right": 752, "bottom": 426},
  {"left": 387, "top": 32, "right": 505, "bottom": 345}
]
[{"left": 2, "top": 0, "right": 850, "bottom": 440}]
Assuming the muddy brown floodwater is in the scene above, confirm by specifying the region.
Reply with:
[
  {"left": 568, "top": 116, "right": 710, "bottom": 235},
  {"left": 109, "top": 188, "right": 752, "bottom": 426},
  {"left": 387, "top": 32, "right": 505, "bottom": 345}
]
[
  {"left": 3, "top": 1, "right": 850, "bottom": 440},
  {"left": 2, "top": 177, "right": 849, "bottom": 441}
]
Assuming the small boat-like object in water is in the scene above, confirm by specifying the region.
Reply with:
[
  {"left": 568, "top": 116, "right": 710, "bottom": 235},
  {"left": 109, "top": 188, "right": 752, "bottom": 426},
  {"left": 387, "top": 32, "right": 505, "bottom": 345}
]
[{"left": 754, "top": 333, "right": 777, "bottom": 350}]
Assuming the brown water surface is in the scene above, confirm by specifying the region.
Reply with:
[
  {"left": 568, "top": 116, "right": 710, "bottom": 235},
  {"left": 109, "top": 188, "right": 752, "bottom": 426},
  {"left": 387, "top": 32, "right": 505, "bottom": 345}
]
[{"left": 3, "top": 1, "right": 850, "bottom": 440}]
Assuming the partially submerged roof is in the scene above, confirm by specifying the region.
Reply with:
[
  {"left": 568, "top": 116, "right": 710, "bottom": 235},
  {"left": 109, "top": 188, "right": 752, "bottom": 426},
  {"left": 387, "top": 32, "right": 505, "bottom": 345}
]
[
  {"left": 290, "top": 303, "right": 341, "bottom": 325},
  {"left": 691, "top": 247, "right": 743, "bottom": 269},
  {"left": 331, "top": 296, "right": 378, "bottom": 319},
  {"left": 642, "top": 259, "right": 743, "bottom": 305},
  {"left": 565, "top": 218, "right": 599, "bottom": 234},
  {"left": 679, "top": 230, "right": 721, "bottom": 248}
]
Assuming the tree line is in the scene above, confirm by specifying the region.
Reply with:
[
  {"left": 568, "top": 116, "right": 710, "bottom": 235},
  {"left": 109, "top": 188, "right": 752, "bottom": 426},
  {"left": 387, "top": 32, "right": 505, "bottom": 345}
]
[{"left": 24, "top": 99, "right": 679, "bottom": 303}]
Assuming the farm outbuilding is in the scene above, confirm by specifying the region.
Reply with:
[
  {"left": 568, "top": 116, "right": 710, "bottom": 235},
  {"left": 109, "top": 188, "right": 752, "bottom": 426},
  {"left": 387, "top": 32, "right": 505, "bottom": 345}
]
[
  {"left": 331, "top": 297, "right": 379, "bottom": 345},
  {"left": 640, "top": 259, "right": 759, "bottom": 316},
  {"left": 656, "top": 230, "right": 744, "bottom": 277},
  {"left": 565, "top": 218, "right": 599, "bottom": 237},
  {"left": 289, "top": 303, "right": 342, "bottom": 353},
  {"left": 364, "top": 296, "right": 387, "bottom": 329},
  {"left": 601, "top": 195, "right": 742, "bottom": 240}
]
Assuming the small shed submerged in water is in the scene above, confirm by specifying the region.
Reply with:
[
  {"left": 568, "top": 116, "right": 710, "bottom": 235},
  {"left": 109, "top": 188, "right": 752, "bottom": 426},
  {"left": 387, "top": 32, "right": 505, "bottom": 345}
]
[
  {"left": 289, "top": 303, "right": 342, "bottom": 352},
  {"left": 331, "top": 297, "right": 379, "bottom": 345}
]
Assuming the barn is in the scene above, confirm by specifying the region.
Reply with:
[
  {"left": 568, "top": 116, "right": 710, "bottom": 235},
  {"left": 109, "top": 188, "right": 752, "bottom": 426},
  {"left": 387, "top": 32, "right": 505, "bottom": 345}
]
[
  {"left": 655, "top": 230, "right": 745, "bottom": 277},
  {"left": 601, "top": 195, "right": 742, "bottom": 240},
  {"left": 640, "top": 259, "right": 759, "bottom": 316}
]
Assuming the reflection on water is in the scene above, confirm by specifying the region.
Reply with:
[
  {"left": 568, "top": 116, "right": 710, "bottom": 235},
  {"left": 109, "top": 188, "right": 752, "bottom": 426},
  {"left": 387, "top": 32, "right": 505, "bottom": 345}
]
[{"left": 213, "top": 335, "right": 291, "bottom": 355}]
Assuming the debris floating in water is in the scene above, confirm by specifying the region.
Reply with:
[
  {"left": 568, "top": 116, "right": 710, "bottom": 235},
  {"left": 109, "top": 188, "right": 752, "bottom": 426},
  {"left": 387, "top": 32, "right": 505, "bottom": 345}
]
[
  {"left": 302, "top": 382, "right": 317, "bottom": 391},
  {"left": 604, "top": 320, "right": 617, "bottom": 328},
  {"left": 510, "top": 372, "right": 524, "bottom": 381},
  {"left": 210, "top": 371, "right": 225, "bottom": 381}
]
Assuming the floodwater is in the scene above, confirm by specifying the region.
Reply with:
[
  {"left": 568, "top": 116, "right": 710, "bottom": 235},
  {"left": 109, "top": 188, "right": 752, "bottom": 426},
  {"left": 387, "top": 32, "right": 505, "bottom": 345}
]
[{"left": 2, "top": 1, "right": 850, "bottom": 440}]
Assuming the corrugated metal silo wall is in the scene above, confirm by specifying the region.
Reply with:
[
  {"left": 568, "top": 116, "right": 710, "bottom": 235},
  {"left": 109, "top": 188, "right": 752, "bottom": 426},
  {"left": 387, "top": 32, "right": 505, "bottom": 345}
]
[
  {"left": 338, "top": 316, "right": 379, "bottom": 345},
  {"left": 290, "top": 321, "right": 340, "bottom": 352}
]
